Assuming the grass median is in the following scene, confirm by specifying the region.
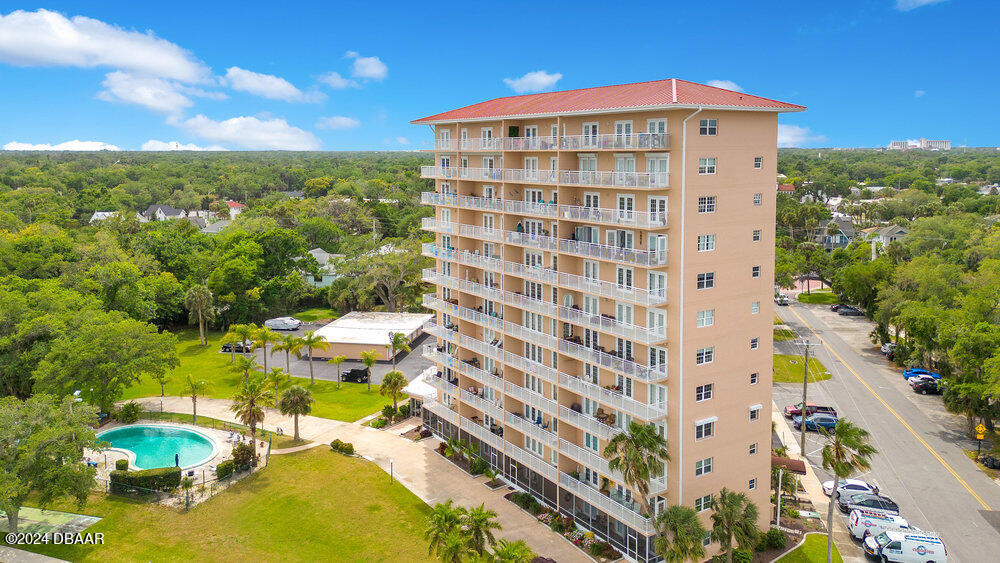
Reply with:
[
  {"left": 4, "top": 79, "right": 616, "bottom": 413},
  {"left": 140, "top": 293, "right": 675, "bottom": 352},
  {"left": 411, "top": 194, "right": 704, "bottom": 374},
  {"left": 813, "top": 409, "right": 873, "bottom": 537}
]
[
  {"left": 774, "top": 354, "right": 832, "bottom": 383},
  {"left": 776, "top": 533, "right": 844, "bottom": 562},
  {"left": 797, "top": 289, "right": 839, "bottom": 305}
]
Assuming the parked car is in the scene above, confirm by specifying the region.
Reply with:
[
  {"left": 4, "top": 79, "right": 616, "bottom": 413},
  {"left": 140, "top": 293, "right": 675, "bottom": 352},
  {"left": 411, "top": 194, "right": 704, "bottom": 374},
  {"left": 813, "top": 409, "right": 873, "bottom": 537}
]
[
  {"left": 340, "top": 367, "right": 370, "bottom": 383},
  {"left": 793, "top": 413, "right": 839, "bottom": 432},
  {"left": 823, "top": 478, "right": 877, "bottom": 497},
  {"left": 908, "top": 376, "right": 942, "bottom": 395},
  {"left": 904, "top": 367, "right": 941, "bottom": 380},
  {"left": 838, "top": 305, "right": 864, "bottom": 316},
  {"left": 881, "top": 342, "right": 896, "bottom": 355},
  {"left": 264, "top": 316, "right": 302, "bottom": 331},
  {"left": 775, "top": 294, "right": 789, "bottom": 306},
  {"left": 221, "top": 341, "right": 252, "bottom": 353},
  {"left": 838, "top": 492, "right": 899, "bottom": 515},
  {"left": 848, "top": 509, "right": 913, "bottom": 541},
  {"left": 783, "top": 402, "right": 838, "bottom": 419},
  {"left": 830, "top": 304, "right": 842, "bottom": 312},
  {"left": 864, "top": 531, "right": 947, "bottom": 562}
]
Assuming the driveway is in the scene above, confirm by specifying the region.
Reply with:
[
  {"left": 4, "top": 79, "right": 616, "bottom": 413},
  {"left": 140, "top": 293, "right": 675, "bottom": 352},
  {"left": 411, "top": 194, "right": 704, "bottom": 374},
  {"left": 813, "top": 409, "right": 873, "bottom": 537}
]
[
  {"left": 775, "top": 300, "right": 1000, "bottom": 562},
  {"left": 249, "top": 327, "right": 433, "bottom": 385}
]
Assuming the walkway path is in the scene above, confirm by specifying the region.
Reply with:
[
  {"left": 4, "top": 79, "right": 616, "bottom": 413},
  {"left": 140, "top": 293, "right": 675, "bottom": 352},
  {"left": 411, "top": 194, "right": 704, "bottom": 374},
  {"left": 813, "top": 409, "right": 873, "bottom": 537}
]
[{"left": 131, "top": 397, "right": 582, "bottom": 561}]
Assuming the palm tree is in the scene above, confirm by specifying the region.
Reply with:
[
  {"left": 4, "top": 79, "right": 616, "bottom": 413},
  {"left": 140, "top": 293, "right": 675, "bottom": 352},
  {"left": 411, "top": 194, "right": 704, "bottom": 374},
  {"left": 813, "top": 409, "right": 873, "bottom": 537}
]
[
  {"left": 437, "top": 528, "right": 474, "bottom": 563},
  {"left": 298, "top": 330, "right": 329, "bottom": 385},
  {"left": 254, "top": 327, "right": 281, "bottom": 372},
  {"left": 273, "top": 334, "right": 304, "bottom": 374},
  {"left": 603, "top": 421, "right": 670, "bottom": 516},
  {"left": 821, "top": 419, "right": 876, "bottom": 563},
  {"left": 229, "top": 376, "right": 274, "bottom": 458},
  {"left": 462, "top": 503, "right": 502, "bottom": 555},
  {"left": 327, "top": 355, "right": 347, "bottom": 389},
  {"left": 653, "top": 505, "right": 707, "bottom": 563},
  {"left": 424, "top": 499, "right": 466, "bottom": 558},
  {"left": 710, "top": 488, "right": 760, "bottom": 563},
  {"left": 277, "top": 385, "right": 314, "bottom": 442},
  {"left": 230, "top": 323, "right": 258, "bottom": 357},
  {"left": 491, "top": 539, "right": 535, "bottom": 563},
  {"left": 387, "top": 331, "right": 411, "bottom": 370},
  {"left": 264, "top": 367, "right": 288, "bottom": 399},
  {"left": 380, "top": 369, "right": 407, "bottom": 413},
  {"left": 231, "top": 355, "right": 259, "bottom": 384},
  {"left": 483, "top": 467, "right": 501, "bottom": 488},
  {"left": 360, "top": 348, "right": 379, "bottom": 391},
  {"left": 444, "top": 437, "right": 464, "bottom": 460},
  {"left": 181, "top": 375, "right": 208, "bottom": 422},
  {"left": 221, "top": 332, "right": 240, "bottom": 364},
  {"left": 183, "top": 284, "right": 214, "bottom": 346}
]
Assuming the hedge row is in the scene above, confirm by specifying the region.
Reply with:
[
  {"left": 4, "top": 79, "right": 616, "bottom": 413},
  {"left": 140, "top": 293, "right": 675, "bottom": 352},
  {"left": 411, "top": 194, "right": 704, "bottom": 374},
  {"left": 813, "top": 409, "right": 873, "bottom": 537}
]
[{"left": 109, "top": 466, "right": 182, "bottom": 491}]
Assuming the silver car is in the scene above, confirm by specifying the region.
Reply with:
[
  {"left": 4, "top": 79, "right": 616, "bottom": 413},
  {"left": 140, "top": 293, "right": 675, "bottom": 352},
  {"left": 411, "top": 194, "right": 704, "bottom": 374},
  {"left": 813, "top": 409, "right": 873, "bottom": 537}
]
[{"left": 264, "top": 317, "right": 302, "bottom": 331}]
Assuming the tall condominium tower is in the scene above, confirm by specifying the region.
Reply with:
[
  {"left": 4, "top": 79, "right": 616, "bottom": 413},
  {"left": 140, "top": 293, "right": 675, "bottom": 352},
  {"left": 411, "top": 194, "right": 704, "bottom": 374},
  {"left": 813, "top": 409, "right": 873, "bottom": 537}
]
[{"left": 412, "top": 78, "right": 804, "bottom": 561}]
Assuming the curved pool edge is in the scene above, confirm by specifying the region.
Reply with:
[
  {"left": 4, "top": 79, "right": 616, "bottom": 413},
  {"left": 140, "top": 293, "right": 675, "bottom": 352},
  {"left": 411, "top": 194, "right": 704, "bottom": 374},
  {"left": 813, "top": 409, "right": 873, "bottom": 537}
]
[{"left": 97, "top": 423, "right": 224, "bottom": 471}]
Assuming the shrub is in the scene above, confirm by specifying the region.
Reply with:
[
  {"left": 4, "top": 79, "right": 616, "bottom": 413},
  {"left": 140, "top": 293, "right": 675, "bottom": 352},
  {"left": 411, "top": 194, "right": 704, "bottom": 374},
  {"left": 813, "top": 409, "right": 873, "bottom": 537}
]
[
  {"left": 109, "top": 466, "right": 181, "bottom": 492},
  {"left": 216, "top": 459, "right": 235, "bottom": 479},
  {"left": 398, "top": 404, "right": 410, "bottom": 418},
  {"left": 732, "top": 548, "right": 753, "bottom": 563},
  {"left": 761, "top": 528, "right": 787, "bottom": 550},
  {"left": 436, "top": 442, "right": 448, "bottom": 456},
  {"left": 114, "top": 401, "right": 141, "bottom": 424},
  {"left": 381, "top": 405, "right": 397, "bottom": 420},
  {"left": 370, "top": 417, "right": 388, "bottom": 429},
  {"left": 329, "top": 440, "right": 354, "bottom": 455},
  {"left": 231, "top": 442, "right": 257, "bottom": 469},
  {"left": 331, "top": 439, "right": 344, "bottom": 451},
  {"left": 510, "top": 491, "right": 542, "bottom": 514},
  {"left": 469, "top": 457, "right": 488, "bottom": 475},
  {"left": 115, "top": 459, "right": 128, "bottom": 471}
]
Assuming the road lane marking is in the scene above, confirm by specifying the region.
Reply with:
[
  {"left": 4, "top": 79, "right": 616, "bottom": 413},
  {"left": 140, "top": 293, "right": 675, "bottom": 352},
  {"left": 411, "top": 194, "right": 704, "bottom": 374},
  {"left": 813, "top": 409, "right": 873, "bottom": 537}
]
[{"left": 787, "top": 306, "right": 992, "bottom": 511}]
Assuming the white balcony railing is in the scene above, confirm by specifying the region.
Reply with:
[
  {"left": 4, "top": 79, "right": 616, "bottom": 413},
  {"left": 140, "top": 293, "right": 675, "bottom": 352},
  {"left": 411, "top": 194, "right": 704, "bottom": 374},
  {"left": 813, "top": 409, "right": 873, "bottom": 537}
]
[
  {"left": 459, "top": 195, "right": 504, "bottom": 211},
  {"left": 420, "top": 191, "right": 460, "bottom": 206},
  {"left": 558, "top": 238, "right": 668, "bottom": 267},
  {"left": 421, "top": 217, "right": 459, "bottom": 234},
  {"left": 422, "top": 344, "right": 460, "bottom": 371},
  {"left": 557, "top": 204, "right": 668, "bottom": 229},
  {"left": 559, "top": 373, "right": 666, "bottom": 421},
  {"left": 420, "top": 166, "right": 459, "bottom": 179},
  {"left": 422, "top": 242, "right": 457, "bottom": 262},
  {"left": 459, "top": 224, "right": 504, "bottom": 243},
  {"left": 504, "top": 351, "right": 559, "bottom": 386},
  {"left": 558, "top": 438, "right": 614, "bottom": 477},
  {"left": 459, "top": 333, "right": 504, "bottom": 363},
  {"left": 503, "top": 321, "right": 559, "bottom": 350},
  {"left": 458, "top": 167, "right": 504, "bottom": 182},
  {"left": 421, "top": 164, "right": 669, "bottom": 190},
  {"left": 504, "top": 411, "right": 557, "bottom": 447},
  {"left": 504, "top": 442, "right": 558, "bottom": 482},
  {"left": 461, "top": 389, "right": 504, "bottom": 420},
  {"left": 560, "top": 132, "right": 670, "bottom": 151},
  {"left": 502, "top": 199, "right": 560, "bottom": 218},
  {"left": 425, "top": 322, "right": 459, "bottom": 343},
  {"left": 503, "top": 136, "right": 560, "bottom": 151},
  {"left": 558, "top": 338, "right": 667, "bottom": 382},
  {"left": 424, "top": 400, "right": 459, "bottom": 425},
  {"left": 561, "top": 170, "right": 670, "bottom": 189},
  {"left": 458, "top": 250, "right": 504, "bottom": 273},
  {"left": 460, "top": 416, "right": 505, "bottom": 450},
  {"left": 504, "top": 381, "right": 558, "bottom": 417},
  {"left": 428, "top": 373, "right": 459, "bottom": 396},
  {"left": 459, "top": 360, "right": 505, "bottom": 390},
  {"left": 503, "top": 261, "right": 559, "bottom": 285},
  {"left": 503, "top": 168, "right": 560, "bottom": 184},
  {"left": 559, "top": 405, "right": 619, "bottom": 441},
  {"left": 558, "top": 471, "right": 654, "bottom": 534}
]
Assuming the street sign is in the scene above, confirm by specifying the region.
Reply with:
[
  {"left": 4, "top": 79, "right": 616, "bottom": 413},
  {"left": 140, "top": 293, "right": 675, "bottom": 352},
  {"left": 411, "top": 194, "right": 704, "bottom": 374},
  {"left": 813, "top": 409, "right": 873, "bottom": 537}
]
[
  {"left": 977, "top": 434, "right": 985, "bottom": 440},
  {"left": 976, "top": 423, "right": 987, "bottom": 434}
]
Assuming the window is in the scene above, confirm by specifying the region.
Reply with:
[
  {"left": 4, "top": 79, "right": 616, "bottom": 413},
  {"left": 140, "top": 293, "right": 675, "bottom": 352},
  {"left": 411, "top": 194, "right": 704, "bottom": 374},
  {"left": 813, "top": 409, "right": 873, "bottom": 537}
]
[
  {"left": 696, "top": 309, "right": 715, "bottom": 327},
  {"left": 695, "top": 494, "right": 712, "bottom": 512},
  {"left": 749, "top": 478, "right": 758, "bottom": 490},
  {"left": 696, "top": 272, "right": 715, "bottom": 290},
  {"left": 699, "top": 119, "right": 717, "bottom": 136},
  {"left": 695, "top": 457, "right": 713, "bottom": 476},
  {"left": 698, "top": 158, "right": 717, "bottom": 175},
  {"left": 752, "top": 229, "right": 761, "bottom": 242},
  {"left": 749, "top": 404, "right": 762, "bottom": 421},
  {"left": 754, "top": 156, "right": 763, "bottom": 169},
  {"left": 695, "top": 384, "right": 713, "bottom": 402},
  {"left": 697, "top": 196, "right": 716, "bottom": 213},
  {"left": 703, "top": 532, "right": 712, "bottom": 547},
  {"left": 697, "top": 234, "right": 716, "bottom": 252},
  {"left": 751, "top": 301, "right": 760, "bottom": 314},
  {"left": 752, "top": 265, "right": 761, "bottom": 278},
  {"left": 696, "top": 347, "right": 714, "bottom": 365},
  {"left": 695, "top": 420, "right": 715, "bottom": 440},
  {"left": 749, "top": 443, "right": 758, "bottom": 455},
  {"left": 753, "top": 193, "right": 762, "bottom": 206},
  {"left": 750, "top": 372, "right": 759, "bottom": 385},
  {"left": 750, "top": 337, "right": 759, "bottom": 350}
]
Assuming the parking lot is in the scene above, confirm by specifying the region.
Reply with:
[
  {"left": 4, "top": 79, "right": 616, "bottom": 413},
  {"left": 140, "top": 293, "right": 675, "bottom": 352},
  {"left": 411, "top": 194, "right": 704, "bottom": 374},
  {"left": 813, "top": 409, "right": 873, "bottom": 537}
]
[{"left": 775, "top": 301, "right": 1000, "bottom": 562}]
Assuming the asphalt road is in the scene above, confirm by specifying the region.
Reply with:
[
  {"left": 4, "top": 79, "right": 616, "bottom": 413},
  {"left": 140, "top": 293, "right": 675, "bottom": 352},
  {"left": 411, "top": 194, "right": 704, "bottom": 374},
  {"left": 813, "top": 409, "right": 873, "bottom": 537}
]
[{"left": 775, "top": 301, "right": 1000, "bottom": 562}]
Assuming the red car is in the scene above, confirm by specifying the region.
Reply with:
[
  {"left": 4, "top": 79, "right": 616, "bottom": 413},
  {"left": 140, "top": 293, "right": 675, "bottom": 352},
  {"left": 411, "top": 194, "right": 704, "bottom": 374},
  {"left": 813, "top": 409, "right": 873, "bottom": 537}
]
[{"left": 783, "top": 402, "right": 837, "bottom": 419}]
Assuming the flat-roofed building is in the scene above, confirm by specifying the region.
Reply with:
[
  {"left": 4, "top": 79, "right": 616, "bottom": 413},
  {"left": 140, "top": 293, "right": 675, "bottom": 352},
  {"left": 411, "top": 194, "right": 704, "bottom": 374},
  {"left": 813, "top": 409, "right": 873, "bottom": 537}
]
[{"left": 310, "top": 311, "right": 433, "bottom": 361}]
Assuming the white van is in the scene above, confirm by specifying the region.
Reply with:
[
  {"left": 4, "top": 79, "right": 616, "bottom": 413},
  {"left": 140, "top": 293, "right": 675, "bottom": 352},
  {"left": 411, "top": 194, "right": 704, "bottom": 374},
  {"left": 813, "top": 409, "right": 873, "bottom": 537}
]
[
  {"left": 864, "top": 530, "right": 947, "bottom": 562},
  {"left": 848, "top": 509, "right": 912, "bottom": 540}
]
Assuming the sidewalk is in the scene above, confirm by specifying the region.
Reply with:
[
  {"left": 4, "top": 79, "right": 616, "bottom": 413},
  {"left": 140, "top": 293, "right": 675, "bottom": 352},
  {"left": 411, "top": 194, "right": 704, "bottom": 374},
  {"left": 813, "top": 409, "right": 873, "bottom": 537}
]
[
  {"left": 772, "top": 404, "right": 865, "bottom": 562},
  {"left": 130, "top": 397, "right": 582, "bottom": 561}
]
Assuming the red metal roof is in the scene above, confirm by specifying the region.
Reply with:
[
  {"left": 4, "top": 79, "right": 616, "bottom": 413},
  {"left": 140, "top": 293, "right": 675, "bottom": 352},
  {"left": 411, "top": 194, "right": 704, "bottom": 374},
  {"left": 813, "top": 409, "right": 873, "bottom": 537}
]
[
  {"left": 778, "top": 184, "right": 796, "bottom": 192},
  {"left": 412, "top": 79, "right": 804, "bottom": 124}
]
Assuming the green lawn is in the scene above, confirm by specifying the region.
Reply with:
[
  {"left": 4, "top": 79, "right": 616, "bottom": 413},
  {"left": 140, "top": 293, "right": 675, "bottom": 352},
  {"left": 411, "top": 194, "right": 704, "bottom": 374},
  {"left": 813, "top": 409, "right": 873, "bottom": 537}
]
[
  {"left": 20, "top": 448, "right": 433, "bottom": 562},
  {"left": 121, "top": 330, "right": 395, "bottom": 422},
  {"left": 774, "top": 314, "right": 785, "bottom": 325},
  {"left": 773, "top": 354, "right": 832, "bottom": 383},
  {"left": 776, "top": 533, "right": 843, "bottom": 563},
  {"left": 797, "top": 290, "right": 839, "bottom": 305},
  {"left": 292, "top": 307, "right": 339, "bottom": 322},
  {"left": 774, "top": 328, "right": 798, "bottom": 341}
]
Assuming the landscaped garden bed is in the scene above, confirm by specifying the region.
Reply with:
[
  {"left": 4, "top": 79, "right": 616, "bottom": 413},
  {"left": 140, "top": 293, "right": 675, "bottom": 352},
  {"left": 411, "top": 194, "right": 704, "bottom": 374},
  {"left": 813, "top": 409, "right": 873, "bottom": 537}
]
[
  {"left": 401, "top": 424, "right": 431, "bottom": 442},
  {"left": 505, "top": 490, "right": 622, "bottom": 562},
  {"left": 369, "top": 403, "right": 411, "bottom": 429}
]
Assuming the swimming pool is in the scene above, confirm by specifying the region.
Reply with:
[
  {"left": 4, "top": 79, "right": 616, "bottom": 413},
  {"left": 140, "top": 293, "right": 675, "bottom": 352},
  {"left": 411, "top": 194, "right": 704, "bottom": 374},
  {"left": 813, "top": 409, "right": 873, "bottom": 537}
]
[{"left": 98, "top": 425, "right": 218, "bottom": 470}]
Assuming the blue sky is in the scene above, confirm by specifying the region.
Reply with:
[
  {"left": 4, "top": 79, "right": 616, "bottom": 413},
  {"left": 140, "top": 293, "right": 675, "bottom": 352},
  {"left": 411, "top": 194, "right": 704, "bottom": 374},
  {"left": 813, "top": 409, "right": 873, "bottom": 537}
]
[{"left": 0, "top": 0, "right": 991, "bottom": 151}]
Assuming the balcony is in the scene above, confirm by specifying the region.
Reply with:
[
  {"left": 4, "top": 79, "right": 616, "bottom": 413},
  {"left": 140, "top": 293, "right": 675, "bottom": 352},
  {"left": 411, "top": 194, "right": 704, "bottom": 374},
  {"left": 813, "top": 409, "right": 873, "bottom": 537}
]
[
  {"left": 420, "top": 166, "right": 459, "bottom": 179},
  {"left": 504, "top": 381, "right": 558, "bottom": 417},
  {"left": 558, "top": 238, "right": 667, "bottom": 267},
  {"left": 458, "top": 167, "right": 504, "bottom": 182},
  {"left": 559, "top": 405, "right": 619, "bottom": 441},
  {"left": 458, "top": 359, "right": 505, "bottom": 390},
  {"left": 559, "top": 373, "right": 666, "bottom": 421},
  {"left": 422, "top": 242, "right": 457, "bottom": 262},
  {"left": 459, "top": 332, "right": 504, "bottom": 363},
  {"left": 459, "top": 224, "right": 504, "bottom": 243},
  {"left": 421, "top": 217, "right": 459, "bottom": 234},
  {"left": 504, "top": 168, "right": 560, "bottom": 184},
  {"left": 558, "top": 472, "right": 653, "bottom": 534},
  {"left": 460, "top": 416, "right": 505, "bottom": 450},
  {"left": 504, "top": 411, "right": 557, "bottom": 447},
  {"left": 420, "top": 191, "right": 460, "bottom": 206},
  {"left": 503, "top": 230, "right": 559, "bottom": 251},
  {"left": 422, "top": 294, "right": 504, "bottom": 332},
  {"left": 558, "top": 438, "right": 614, "bottom": 477},
  {"left": 424, "top": 400, "right": 460, "bottom": 425},
  {"left": 502, "top": 199, "right": 559, "bottom": 219},
  {"left": 504, "top": 351, "right": 559, "bottom": 386},
  {"left": 425, "top": 322, "right": 459, "bottom": 343},
  {"left": 422, "top": 344, "right": 460, "bottom": 371},
  {"left": 461, "top": 389, "right": 504, "bottom": 420},
  {"left": 558, "top": 338, "right": 666, "bottom": 382},
  {"left": 560, "top": 132, "right": 670, "bottom": 151},
  {"left": 559, "top": 170, "right": 668, "bottom": 189},
  {"left": 503, "top": 321, "right": 559, "bottom": 350},
  {"left": 428, "top": 372, "right": 460, "bottom": 396},
  {"left": 434, "top": 138, "right": 504, "bottom": 152},
  {"left": 502, "top": 260, "right": 558, "bottom": 284},
  {"left": 557, "top": 204, "right": 667, "bottom": 229},
  {"left": 504, "top": 442, "right": 558, "bottom": 482},
  {"left": 422, "top": 164, "right": 669, "bottom": 190}
]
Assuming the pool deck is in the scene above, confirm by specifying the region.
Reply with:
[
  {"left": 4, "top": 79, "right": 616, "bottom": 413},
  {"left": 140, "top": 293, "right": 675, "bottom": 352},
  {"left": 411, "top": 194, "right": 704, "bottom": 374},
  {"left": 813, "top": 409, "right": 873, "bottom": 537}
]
[{"left": 87, "top": 421, "right": 234, "bottom": 477}]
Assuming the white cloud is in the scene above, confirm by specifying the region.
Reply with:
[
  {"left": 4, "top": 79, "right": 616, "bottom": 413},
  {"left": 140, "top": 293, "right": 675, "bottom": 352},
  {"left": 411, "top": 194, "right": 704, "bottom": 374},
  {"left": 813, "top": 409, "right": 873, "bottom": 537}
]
[
  {"left": 503, "top": 70, "right": 562, "bottom": 94},
  {"left": 174, "top": 114, "right": 320, "bottom": 150},
  {"left": 914, "top": 89, "right": 926, "bottom": 97},
  {"left": 895, "top": 0, "right": 947, "bottom": 11},
  {"left": 706, "top": 79, "right": 744, "bottom": 92},
  {"left": 96, "top": 71, "right": 193, "bottom": 114},
  {"left": 777, "top": 124, "right": 827, "bottom": 148},
  {"left": 315, "top": 116, "right": 361, "bottom": 130},
  {"left": 141, "top": 139, "right": 226, "bottom": 151},
  {"left": 3, "top": 139, "right": 120, "bottom": 151},
  {"left": 317, "top": 71, "right": 359, "bottom": 89},
  {"left": 0, "top": 9, "right": 210, "bottom": 82},
  {"left": 224, "top": 67, "right": 324, "bottom": 103},
  {"left": 395, "top": 137, "right": 410, "bottom": 145},
  {"left": 345, "top": 51, "right": 387, "bottom": 80}
]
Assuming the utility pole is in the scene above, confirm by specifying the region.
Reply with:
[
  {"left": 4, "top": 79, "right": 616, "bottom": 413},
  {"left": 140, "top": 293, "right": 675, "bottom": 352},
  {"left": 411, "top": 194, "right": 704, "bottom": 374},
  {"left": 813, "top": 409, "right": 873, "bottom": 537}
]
[
  {"left": 800, "top": 340, "right": 811, "bottom": 457},
  {"left": 372, "top": 218, "right": 378, "bottom": 241}
]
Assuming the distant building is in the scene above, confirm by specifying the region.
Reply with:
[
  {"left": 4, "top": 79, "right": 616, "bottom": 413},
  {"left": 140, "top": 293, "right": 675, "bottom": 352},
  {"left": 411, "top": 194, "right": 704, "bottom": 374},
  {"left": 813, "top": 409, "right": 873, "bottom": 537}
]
[
  {"left": 936, "top": 178, "right": 957, "bottom": 186},
  {"left": 815, "top": 217, "right": 855, "bottom": 250},
  {"left": 777, "top": 183, "right": 796, "bottom": 194},
  {"left": 89, "top": 211, "right": 119, "bottom": 223},
  {"left": 200, "top": 219, "right": 231, "bottom": 234},
  {"left": 226, "top": 201, "right": 245, "bottom": 219},
  {"left": 305, "top": 247, "right": 343, "bottom": 287},
  {"left": 888, "top": 140, "right": 911, "bottom": 151},
  {"left": 919, "top": 138, "right": 951, "bottom": 150},
  {"left": 186, "top": 216, "right": 208, "bottom": 230},
  {"left": 142, "top": 204, "right": 187, "bottom": 221},
  {"left": 862, "top": 224, "right": 908, "bottom": 246},
  {"left": 309, "top": 311, "right": 433, "bottom": 361}
]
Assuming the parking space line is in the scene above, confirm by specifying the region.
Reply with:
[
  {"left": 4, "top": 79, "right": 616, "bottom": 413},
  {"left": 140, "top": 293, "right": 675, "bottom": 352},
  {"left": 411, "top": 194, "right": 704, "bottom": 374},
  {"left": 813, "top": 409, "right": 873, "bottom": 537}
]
[{"left": 787, "top": 306, "right": 992, "bottom": 511}]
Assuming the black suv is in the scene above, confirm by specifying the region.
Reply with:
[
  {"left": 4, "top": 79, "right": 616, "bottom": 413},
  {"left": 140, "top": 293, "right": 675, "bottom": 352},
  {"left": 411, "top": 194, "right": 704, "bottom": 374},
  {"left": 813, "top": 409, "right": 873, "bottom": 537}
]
[
  {"left": 912, "top": 378, "right": 942, "bottom": 395},
  {"left": 221, "top": 341, "right": 252, "bottom": 353},
  {"left": 341, "top": 367, "right": 370, "bottom": 383},
  {"left": 838, "top": 493, "right": 899, "bottom": 514},
  {"left": 838, "top": 306, "right": 864, "bottom": 316}
]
